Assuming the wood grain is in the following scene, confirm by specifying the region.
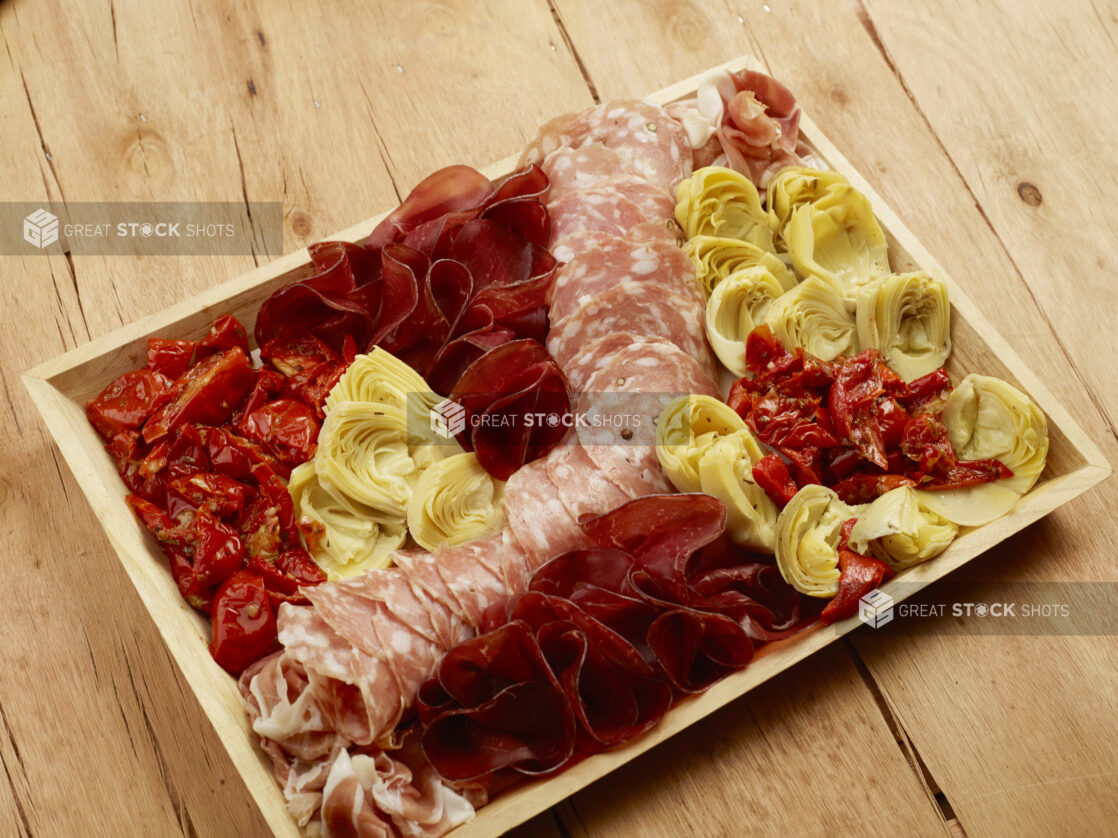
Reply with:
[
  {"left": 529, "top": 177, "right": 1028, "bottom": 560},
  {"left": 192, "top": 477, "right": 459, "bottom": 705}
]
[{"left": 2, "top": 0, "right": 1116, "bottom": 836}]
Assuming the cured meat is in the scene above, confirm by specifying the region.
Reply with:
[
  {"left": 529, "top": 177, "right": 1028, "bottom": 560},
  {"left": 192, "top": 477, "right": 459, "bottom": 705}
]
[
  {"left": 548, "top": 280, "right": 713, "bottom": 372},
  {"left": 418, "top": 494, "right": 811, "bottom": 785},
  {"left": 551, "top": 220, "right": 681, "bottom": 263},
  {"left": 449, "top": 340, "right": 571, "bottom": 481},
  {"left": 544, "top": 443, "right": 629, "bottom": 525},
  {"left": 549, "top": 175, "right": 674, "bottom": 228},
  {"left": 521, "top": 100, "right": 692, "bottom": 191},
  {"left": 574, "top": 336, "right": 719, "bottom": 497},
  {"left": 548, "top": 189, "right": 654, "bottom": 247},
  {"left": 561, "top": 332, "right": 644, "bottom": 393},
  {"left": 548, "top": 236, "right": 701, "bottom": 324},
  {"left": 541, "top": 144, "right": 645, "bottom": 202},
  {"left": 502, "top": 457, "right": 592, "bottom": 570}
]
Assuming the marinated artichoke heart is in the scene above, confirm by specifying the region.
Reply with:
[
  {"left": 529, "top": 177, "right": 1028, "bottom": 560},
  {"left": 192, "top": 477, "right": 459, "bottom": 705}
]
[
  {"left": 765, "top": 276, "right": 858, "bottom": 361},
  {"left": 656, "top": 394, "right": 748, "bottom": 492},
  {"left": 316, "top": 401, "right": 426, "bottom": 520},
  {"left": 856, "top": 271, "right": 951, "bottom": 382},
  {"left": 655, "top": 395, "right": 777, "bottom": 551},
  {"left": 683, "top": 234, "right": 796, "bottom": 298},
  {"left": 406, "top": 452, "right": 505, "bottom": 552},
  {"left": 325, "top": 348, "right": 442, "bottom": 446},
  {"left": 916, "top": 374, "right": 1049, "bottom": 526},
  {"left": 766, "top": 166, "right": 851, "bottom": 239},
  {"left": 288, "top": 462, "right": 406, "bottom": 578},
  {"left": 775, "top": 484, "right": 855, "bottom": 597},
  {"left": 848, "top": 485, "right": 957, "bottom": 570},
  {"left": 675, "top": 166, "right": 776, "bottom": 251},
  {"left": 705, "top": 266, "right": 788, "bottom": 376},
  {"left": 783, "top": 185, "right": 890, "bottom": 290}
]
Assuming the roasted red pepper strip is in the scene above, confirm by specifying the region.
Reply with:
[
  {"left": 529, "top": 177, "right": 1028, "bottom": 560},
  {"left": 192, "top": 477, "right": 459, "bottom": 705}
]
[
  {"left": 820, "top": 519, "right": 894, "bottom": 625},
  {"left": 828, "top": 349, "right": 888, "bottom": 470},
  {"left": 142, "top": 347, "right": 255, "bottom": 443},
  {"left": 86, "top": 369, "right": 175, "bottom": 440},
  {"left": 751, "top": 454, "right": 800, "bottom": 509},
  {"left": 209, "top": 571, "right": 277, "bottom": 675}
]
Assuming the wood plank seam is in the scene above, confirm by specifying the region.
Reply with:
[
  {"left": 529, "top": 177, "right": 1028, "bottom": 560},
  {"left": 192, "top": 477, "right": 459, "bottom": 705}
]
[
  {"left": 545, "top": 0, "right": 601, "bottom": 104},
  {"left": 0, "top": 699, "right": 34, "bottom": 838},
  {"left": 847, "top": 641, "right": 967, "bottom": 836},
  {"left": 855, "top": 0, "right": 1118, "bottom": 446}
]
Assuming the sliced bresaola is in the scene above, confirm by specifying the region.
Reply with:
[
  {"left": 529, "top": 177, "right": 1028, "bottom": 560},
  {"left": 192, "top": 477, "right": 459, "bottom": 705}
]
[
  {"left": 254, "top": 241, "right": 382, "bottom": 353},
  {"left": 364, "top": 165, "right": 495, "bottom": 251},
  {"left": 450, "top": 340, "right": 571, "bottom": 480}
]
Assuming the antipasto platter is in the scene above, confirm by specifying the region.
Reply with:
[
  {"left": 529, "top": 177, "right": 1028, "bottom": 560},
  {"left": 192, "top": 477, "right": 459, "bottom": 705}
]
[{"left": 24, "top": 55, "right": 1110, "bottom": 838}]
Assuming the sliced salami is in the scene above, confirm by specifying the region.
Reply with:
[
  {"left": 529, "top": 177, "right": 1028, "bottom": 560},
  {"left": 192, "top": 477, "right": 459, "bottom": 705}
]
[
  {"left": 548, "top": 189, "right": 653, "bottom": 247},
  {"left": 430, "top": 536, "right": 510, "bottom": 628},
  {"left": 549, "top": 236, "right": 701, "bottom": 324},
  {"left": 521, "top": 100, "right": 691, "bottom": 190},
  {"left": 544, "top": 442, "right": 629, "bottom": 524},
  {"left": 548, "top": 280, "right": 714, "bottom": 373},
  {"left": 552, "top": 220, "right": 681, "bottom": 263},
  {"left": 502, "top": 457, "right": 591, "bottom": 570},
  {"left": 541, "top": 144, "right": 644, "bottom": 202},
  {"left": 562, "top": 332, "right": 646, "bottom": 393}
]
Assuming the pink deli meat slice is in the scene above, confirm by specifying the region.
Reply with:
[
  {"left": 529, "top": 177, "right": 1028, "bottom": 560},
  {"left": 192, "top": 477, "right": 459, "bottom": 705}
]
[
  {"left": 430, "top": 536, "right": 510, "bottom": 628},
  {"left": 547, "top": 189, "right": 654, "bottom": 247},
  {"left": 544, "top": 442, "right": 629, "bottom": 524},
  {"left": 541, "top": 143, "right": 647, "bottom": 202},
  {"left": 561, "top": 332, "right": 646, "bottom": 393},
  {"left": 548, "top": 235, "right": 701, "bottom": 324},
  {"left": 521, "top": 100, "right": 692, "bottom": 190},
  {"left": 502, "top": 457, "right": 592, "bottom": 570},
  {"left": 548, "top": 280, "right": 714, "bottom": 373},
  {"left": 576, "top": 335, "right": 721, "bottom": 498},
  {"left": 552, "top": 220, "right": 681, "bottom": 263}
]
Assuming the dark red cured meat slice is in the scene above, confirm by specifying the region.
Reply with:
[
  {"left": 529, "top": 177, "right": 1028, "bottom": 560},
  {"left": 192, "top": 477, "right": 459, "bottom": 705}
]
[
  {"left": 502, "top": 458, "right": 592, "bottom": 571},
  {"left": 548, "top": 280, "right": 713, "bottom": 373},
  {"left": 521, "top": 101, "right": 691, "bottom": 190},
  {"left": 450, "top": 340, "right": 571, "bottom": 481},
  {"left": 647, "top": 608, "right": 753, "bottom": 693},
  {"left": 547, "top": 189, "right": 655, "bottom": 247},
  {"left": 254, "top": 241, "right": 382, "bottom": 353},
  {"left": 544, "top": 444, "right": 629, "bottom": 525},
  {"left": 364, "top": 165, "right": 495, "bottom": 250},
  {"left": 548, "top": 236, "right": 700, "bottom": 325}
]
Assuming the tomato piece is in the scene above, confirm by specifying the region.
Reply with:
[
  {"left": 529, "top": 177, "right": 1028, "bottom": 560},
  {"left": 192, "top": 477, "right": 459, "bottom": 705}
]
[
  {"left": 260, "top": 333, "right": 340, "bottom": 377},
  {"left": 240, "top": 463, "right": 298, "bottom": 562},
  {"left": 235, "top": 369, "right": 287, "bottom": 425},
  {"left": 163, "top": 424, "right": 210, "bottom": 480},
  {"left": 204, "top": 427, "right": 278, "bottom": 479},
  {"left": 147, "top": 338, "right": 198, "bottom": 379},
  {"left": 828, "top": 350, "right": 888, "bottom": 470},
  {"left": 209, "top": 571, "right": 277, "bottom": 674},
  {"left": 87, "top": 369, "right": 175, "bottom": 440},
  {"left": 166, "top": 547, "right": 215, "bottom": 613},
  {"left": 192, "top": 509, "right": 245, "bottom": 588},
  {"left": 198, "top": 314, "right": 251, "bottom": 357},
  {"left": 820, "top": 519, "right": 894, "bottom": 625},
  {"left": 832, "top": 472, "right": 915, "bottom": 504},
  {"left": 239, "top": 398, "right": 320, "bottom": 464},
  {"left": 142, "top": 347, "right": 255, "bottom": 443},
  {"left": 744, "top": 323, "right": 792, "bottom": 378},
  {"left": 247, "top": 547, "right": 326, "bottom": 606},
  {"left": 896, "top": 368, "right": 952, "bottom": 415},
  {"left": 876, "top": 396, "right": 911, "bottom": 450},
  {"left": 751, "top": 454, "right": 799, "bottom": 509},
  {"left": 284, "top": 361, "right": 346, "bottom": 419},
  {"left": 166, "top": 473, "right": 253, "bottom": 520}
]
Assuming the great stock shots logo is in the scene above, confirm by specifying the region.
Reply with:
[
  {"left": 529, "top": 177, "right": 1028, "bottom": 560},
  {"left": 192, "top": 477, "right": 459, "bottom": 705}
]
[
  {"left": 23, "top": 208, "right": 59, "bottom": 248},
  {"left": 858, "top": 589, "right": 894, "bottom": 629},
  {"left": 430, "top": 399, "right": 466, "bottom": 439}
]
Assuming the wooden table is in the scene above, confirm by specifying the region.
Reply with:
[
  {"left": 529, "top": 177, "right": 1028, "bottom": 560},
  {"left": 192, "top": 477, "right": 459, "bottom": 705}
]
[{"left": 2, "top": 1, "right": 1116, "bottom": 835}]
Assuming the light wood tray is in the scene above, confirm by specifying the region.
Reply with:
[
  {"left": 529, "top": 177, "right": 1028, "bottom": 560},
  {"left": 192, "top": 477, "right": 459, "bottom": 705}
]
[{"left": 23, "top": 55, "right": 1111, "bottom": 837}]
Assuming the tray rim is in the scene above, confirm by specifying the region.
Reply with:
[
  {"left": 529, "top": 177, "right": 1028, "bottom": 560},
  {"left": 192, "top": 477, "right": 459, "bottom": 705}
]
[{"left": 22, "top": 53, "right": 1112, "bottom": 838}]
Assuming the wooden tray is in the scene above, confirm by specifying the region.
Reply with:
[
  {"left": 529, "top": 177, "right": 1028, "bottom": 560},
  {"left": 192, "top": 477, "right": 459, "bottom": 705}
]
[{"left": 23, "top": 55, "right": 1111, "bottom": 837}]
